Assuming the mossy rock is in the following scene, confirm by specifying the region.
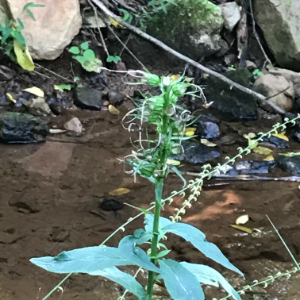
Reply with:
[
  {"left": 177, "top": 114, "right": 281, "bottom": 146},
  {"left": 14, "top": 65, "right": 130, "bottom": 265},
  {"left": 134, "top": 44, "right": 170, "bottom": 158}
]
[{"left": 146, "top": 0, "right": 224, "bottom": 60}]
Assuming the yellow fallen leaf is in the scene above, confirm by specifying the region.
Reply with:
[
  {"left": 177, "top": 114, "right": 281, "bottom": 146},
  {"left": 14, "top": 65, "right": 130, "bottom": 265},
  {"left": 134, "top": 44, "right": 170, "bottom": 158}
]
[
  {"left": 108, "top": 104, "right": 120, "bottom": 115},
  {"left": 185, "top": 127, "right": 196, "bottom": 136},
  {"left": 272, "top": 133, "right": 289, "bottom": 141},
  {"left": 23, "top": 87, "right": 44, "bottom": 98},
  {"left": 167, "top": 159, "right": 180, "bottom": 166},
  {"left": 109, "top": 16, "right": 126, "bottom": 28},
  {"left": 13, "top": 39, "right": 35, "bottom": 71},
  {"left": 184, "top": 77, "right": 193, "bottom": 83},
  {"left": 253, "top": 146, "right": 272, "bottom": 155},
  {"left": 109, "top": 188, "right": 130, "bottom": 196},
  {"left": 235, "top": 214, "right": 249, "bottom": 225},
  {"left": 202, "top": 73, "right": 209, "bottom": 79},
  {"left": 231, "top": 224, "right": 253, "bottom": 234},
  {"left": 201, "top": 139, "right": 217, "bottom": 147},
  {"left": 264, "top": 155, "right": 274, "bottom": 161},
  {"left": 6, "top": 93, "right": 16, "bottom": 103},
  {"left": 171, "top": 74, "right": 181, "bottom": 82}
]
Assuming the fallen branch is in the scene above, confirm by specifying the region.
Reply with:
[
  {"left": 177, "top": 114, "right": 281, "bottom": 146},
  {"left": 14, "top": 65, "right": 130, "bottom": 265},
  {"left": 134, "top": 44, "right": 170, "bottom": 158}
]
[{"left": 91, "top": 0, "right": 285, "bottom": 115}]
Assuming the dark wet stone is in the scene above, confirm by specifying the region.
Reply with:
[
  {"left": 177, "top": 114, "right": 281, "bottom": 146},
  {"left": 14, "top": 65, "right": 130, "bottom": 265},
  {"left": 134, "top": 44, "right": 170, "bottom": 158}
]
[
  {"left": 108, "top": 90, "right": 124, "bottom": 107},
  {"left": 0, "top": 65, "right": 15, "bottom": 81},
  {"left": 275, "top": 156, "right": 300, "bottom": 175},
  {"left": 74, "top": 87, "right": 102, "bottom": 110},
  {"left": 295, "top": 98, "right": 300, "bottom": 112},
  {"left": 15, "top": 97, "right": 28, "bottom": 108},
  {"left": 172, "top": 141, "right": 220, "bottom": 164},
  {"left": 89, "top": 71, "right": 107, "bottom": 89},
  {"left": 0, "top": 95, "right": 11, "bottom": 107},
  {"left": 100, "top": 198, "right": 123, "bottom": 211},
  {"left": 205, "top": 69, "right": 257, "bottom": 122},
  {"left": 47, "top": 97, "right": 63, "bottom": 115},
  {"left": 226, "top": 160, "right": 275, "bottom": 176},
  {"left": 260, "top": 135, "right": 290, "bottom": 149},
  {"left": 195, "top": 115, "right": 220, "bottom": 139},
  {"left": 0, "top": 112, "right": 49, "bottom": 143}
]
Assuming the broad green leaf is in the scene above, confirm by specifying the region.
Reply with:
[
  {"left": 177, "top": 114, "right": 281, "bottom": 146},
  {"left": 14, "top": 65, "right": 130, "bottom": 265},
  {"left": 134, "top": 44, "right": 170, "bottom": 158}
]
[
  {"left": 107, "top": 55, "right": 121, "bottom": 64},
  {"left": 118, "top": 236, "right": 160, "bottom": 273},
  {"left": 162, "top": 222, "right": 243, "bottom": 276},
  {"left": 2, "top": 28, "right": 12, "bottom": 43},
  {"left": 80, "top": 41, "right": 89, "bottom": 50},
  {"left": 83, "top": 49, "right": 95, "bottom": 60},
  {"left": 54, "top": 84, "right": 71, "bottom": 91},
  {"left": 30, "top": 246, "right": 134, "bottom": 273},
  {"left": 14, "top": 31, "right": 26, "bottom": 47},
  {"left": 180, "top": 262, "right": 242, "bottom": 300},
  {"left": 144, "top": 214, "right": 172, "bottom": 234},
  {"left": 69, "top": 46, "right": 80, "bottom": 54},
  {"left": 159, "top": 259, "right": 204, "bottom": 300},
  {"left": 14, "top": 39, "right": 34, "bottom": 71},
  {"left": 74, "top": 56, "right": 86, "bottom": 65},
  {"left": 90, "top": 266, "right": 146, "bottom": 299}
]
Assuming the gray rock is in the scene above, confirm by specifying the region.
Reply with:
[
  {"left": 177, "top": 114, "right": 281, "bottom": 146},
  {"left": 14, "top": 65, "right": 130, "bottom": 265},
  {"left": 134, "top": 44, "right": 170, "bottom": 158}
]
[
  {"left": 64, "top": 117, "right": 83, "bottom": 134},
  {"left": 0, "top": 65, "right": 15, "bottom": 81},
  {"left": 275, "top": 156, "right": 300, "bottom": 175},
  {"left": 108, "top": 90, "right": 124, "bottom": 107},
  {"left": 146, "top": 0, "right": 224, "bottom": 60},
  {"left": 253, "top": 0, "right": 300, "bottom": 71},
  {"left": 74, "top": 87, "right": 102, "bottom": 110},
  {"left": 0, "top": 112, "right": 49, "bottom": 143},
  {"left": 220, "top": 2, "right": 241, "bottom": 31}
]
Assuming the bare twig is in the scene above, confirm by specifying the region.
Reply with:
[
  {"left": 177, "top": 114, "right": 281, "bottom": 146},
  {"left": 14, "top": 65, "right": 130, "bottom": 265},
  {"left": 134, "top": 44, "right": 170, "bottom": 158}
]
[
  {"left": 35, "top": 64, "right": 73, "bottom": 82},
  {"left": 87, "top": 0, "right": 110, "bottom": 56},
  {"left": 91, "top": 0, "right": 285, "bottom": 115},
  {"left": 249, "top": 0, "right": 273, "bottom": 69}
]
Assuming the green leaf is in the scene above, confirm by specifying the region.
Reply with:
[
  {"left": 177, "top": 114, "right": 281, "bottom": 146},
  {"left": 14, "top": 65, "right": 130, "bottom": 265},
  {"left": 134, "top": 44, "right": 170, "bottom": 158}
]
[
  {"left": 162, "top": 222, "right": 243, "bottom": 276},
  {"left": 23, "top": 2, "right": 45, "bottom": 10},
  {"left": 80, "top": 41, "right": 89, "bottom": 50},
  {"left": 152, "top": 249, "right": 171, "bottom": 259},
  {"left": 69, "top": 46, "right": 80, "bottom": 54},
  {"left": 118, "top": 236, "right": 160, "bottom": 272},
  {"left": 159, "top": 259, "right": 204, "bottom": 300},
  {"left": 144, "top": 214, "right": 172, "bottom": 234},
  {"left": 83, "top": 49, "right": 95, "bottom": 60},
  {"left": 90, "top": 266, "right": 147, "bottom": 299},
  {"left": 54, "top": 84, "right": 72, "bottom": 91},
  {"left": 25, "top": 9, "right": 36, "bottom": 21},
  {"left": 82, "top": 58, "right": 102, "bottom": 72},
  {"left": 180, "top": 262, "right": 242, "bottom": 300},
  {"left": 125, "top": 203, "right": 152, "bottom": 216},
  {"left": 30, "top": 246, "right": 134, "bottom": 273},
  {"left": 14, "top": 31, "right": 26, "bottom": 47},
  {"left": 2, "top": 28, "right": 13, "bottom": 43},
  {"left": 17, "top": 18, "right": 24, "bottom": 31},
  {"left": 107, "top": 55, "right": 121, "bottom": 64},
  {"left": 170, "top": 165, "right": 186, "bottom": 188},
  {"left": 74, "top": 56, "right": 86, "bottom": 65}
]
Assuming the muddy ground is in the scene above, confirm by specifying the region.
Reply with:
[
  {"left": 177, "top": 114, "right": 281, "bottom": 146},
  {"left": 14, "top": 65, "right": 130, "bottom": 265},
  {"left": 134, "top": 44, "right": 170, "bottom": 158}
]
[{"left": 0, "top": 104, "right": 300, "bottom": 300}]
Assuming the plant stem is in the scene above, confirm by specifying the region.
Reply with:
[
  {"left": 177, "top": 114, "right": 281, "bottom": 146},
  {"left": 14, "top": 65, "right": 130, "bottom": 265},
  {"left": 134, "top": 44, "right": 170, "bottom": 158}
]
[{"left": 146, "top": 180, "right": 163, "bottom": 299}]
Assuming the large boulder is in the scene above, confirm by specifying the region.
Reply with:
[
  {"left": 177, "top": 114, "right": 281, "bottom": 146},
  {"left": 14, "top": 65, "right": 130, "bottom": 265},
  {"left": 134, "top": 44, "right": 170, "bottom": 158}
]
[
  {"left": 146, "top": 0, "right": 225, "bottom": 60},
  {"left": 253, "top": 0, "right": 300, "bottom": 71},
  {"left": 0, "top": 0, "right": 81, "bottom": 60}
]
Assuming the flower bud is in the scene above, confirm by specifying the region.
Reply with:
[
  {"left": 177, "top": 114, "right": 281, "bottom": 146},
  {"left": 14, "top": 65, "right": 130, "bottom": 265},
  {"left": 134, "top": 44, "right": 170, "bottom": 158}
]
[{"left": 145, "top": 73, "right": 161, "bottom": 87}]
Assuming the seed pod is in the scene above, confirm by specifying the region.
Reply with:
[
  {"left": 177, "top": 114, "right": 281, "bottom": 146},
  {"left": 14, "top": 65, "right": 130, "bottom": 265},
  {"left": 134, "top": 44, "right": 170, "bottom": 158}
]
[
  {"left": 145, "top": 73, "right": 161, "bottom": 87},
  {"left": 172, "top": 83, "right": 187, "bottom": 97}
]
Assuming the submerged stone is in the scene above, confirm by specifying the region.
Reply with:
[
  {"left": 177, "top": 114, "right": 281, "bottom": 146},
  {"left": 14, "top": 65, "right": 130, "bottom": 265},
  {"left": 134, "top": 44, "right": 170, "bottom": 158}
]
[
  {"left": 275, "top": 156, "right": 300, "bottom": 175},
  {"left": 0, "top": 112, "right": 49, "bottom": 143},
  {"left": 172, "top": 141, "right": 220, "bottom": 164}
]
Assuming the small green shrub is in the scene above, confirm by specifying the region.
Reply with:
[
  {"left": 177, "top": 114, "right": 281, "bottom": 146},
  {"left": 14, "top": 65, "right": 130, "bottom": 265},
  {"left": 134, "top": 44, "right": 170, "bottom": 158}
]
[{"left": 69, "top": 42, "right": 102, "bottom": 72}]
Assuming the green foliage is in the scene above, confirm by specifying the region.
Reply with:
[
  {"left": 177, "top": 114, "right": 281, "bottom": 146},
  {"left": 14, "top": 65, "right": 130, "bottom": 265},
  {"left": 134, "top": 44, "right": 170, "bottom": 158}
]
[
  {"left": 252, "top": 68, "right": 264, "bottom": 80},
  {"left": 23, "top": 2, "right": 45, "bottom": 21},
  {"left": 69, "top": 42, "right": 102, "bottom": 72},
  {"left": 54, "top": 84, "right": 72, "bottom": 91},
  {"left": 107, "top": 54, "right": 121, "bottom": 64}
]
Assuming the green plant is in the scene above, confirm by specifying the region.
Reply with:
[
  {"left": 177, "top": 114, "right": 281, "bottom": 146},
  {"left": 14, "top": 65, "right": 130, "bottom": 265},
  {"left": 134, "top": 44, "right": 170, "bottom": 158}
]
[
  {"left": 23, "top": 2, "right": 45, "bottom": 21},
  {"left": 0, "top": 2, "right": 44, "bottom": 71},
  {"left": 107, "top": 54, "right": 122, "bottom": 64},
  {"left": 30, "top": 72, "right": 243, "bottom": 300},
  {"left": 69, "top": 42, "right": 102, "bottom": 72},
  {"left": 252, "top": 68, "right": 264, "bottom": 80}
]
